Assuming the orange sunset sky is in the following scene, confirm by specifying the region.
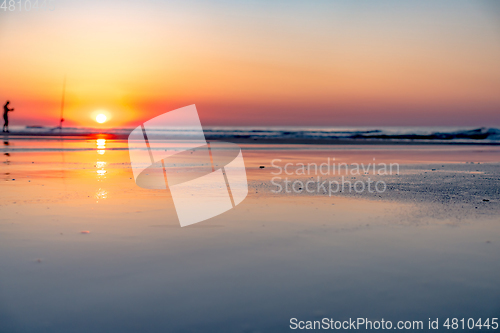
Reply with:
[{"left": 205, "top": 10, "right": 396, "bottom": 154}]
[{"left": 0, "top": 0, "right": 499, "bottom": 127}]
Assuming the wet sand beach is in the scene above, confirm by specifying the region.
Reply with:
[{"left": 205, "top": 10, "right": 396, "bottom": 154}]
[{"left": 1, "top": 137, "right": 499, "bottom": 332}]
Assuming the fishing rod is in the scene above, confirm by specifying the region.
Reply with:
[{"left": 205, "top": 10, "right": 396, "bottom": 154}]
[
  {"left": 59, "top": 75, "right": 66, "bottom": 130},
  {"left": 50, "top": 75, "right": 66, "bottom": 132}
]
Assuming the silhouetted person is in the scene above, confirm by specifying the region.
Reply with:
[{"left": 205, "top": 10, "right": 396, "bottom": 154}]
[{"left": 3, "top": 101, "right": 14, "bottom": 133}]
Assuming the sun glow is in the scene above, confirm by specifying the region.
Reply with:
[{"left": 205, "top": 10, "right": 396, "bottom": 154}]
[{"left": 96, "top": 114, "right": 107, "bottom": 123}]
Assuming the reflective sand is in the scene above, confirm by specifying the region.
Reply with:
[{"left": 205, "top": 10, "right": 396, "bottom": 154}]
[{"left": 1, "top": 138, "right": 499, "bottom": 332}]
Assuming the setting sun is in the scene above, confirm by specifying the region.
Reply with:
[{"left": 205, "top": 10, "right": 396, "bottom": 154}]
[{"left": 96, "top": 114, "right": 107, "bottom": 124}]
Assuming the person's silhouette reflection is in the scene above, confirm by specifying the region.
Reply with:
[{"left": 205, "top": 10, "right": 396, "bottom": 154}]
[{"left": 3, "top": 139, "right": 10, "bottom": 161}]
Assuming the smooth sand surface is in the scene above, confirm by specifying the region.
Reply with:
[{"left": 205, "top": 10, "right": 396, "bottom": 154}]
[{"left": 1, "top": 138, "right": 499, "bottom": 332}]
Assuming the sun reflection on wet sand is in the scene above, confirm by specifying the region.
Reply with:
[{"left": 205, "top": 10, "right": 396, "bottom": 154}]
[
  {"left": 94, "top": 138, "right": 108, "bottom": 201},
  {"left": 96, "top": 139, "right": 106, "bottom": 149},
  {"left": 94, "top": 188, "right": 108, "bottom": 203},
  {"left": 96, "top": 138, "right": 106, "bottom": 155}
]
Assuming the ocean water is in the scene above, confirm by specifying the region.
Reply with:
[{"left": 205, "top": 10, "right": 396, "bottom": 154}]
[{"left": 9, "top": 126, "right": 500, "bottom": 143}]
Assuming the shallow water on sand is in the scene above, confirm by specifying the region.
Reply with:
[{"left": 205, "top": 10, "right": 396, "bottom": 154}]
[{"left": 1, "top": 138, "right": 499, "bottom": 332}]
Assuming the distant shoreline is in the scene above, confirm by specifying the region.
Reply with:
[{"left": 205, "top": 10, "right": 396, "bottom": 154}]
[{"left": 2, "top": 131, "right": 500, "bottom": 145}]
